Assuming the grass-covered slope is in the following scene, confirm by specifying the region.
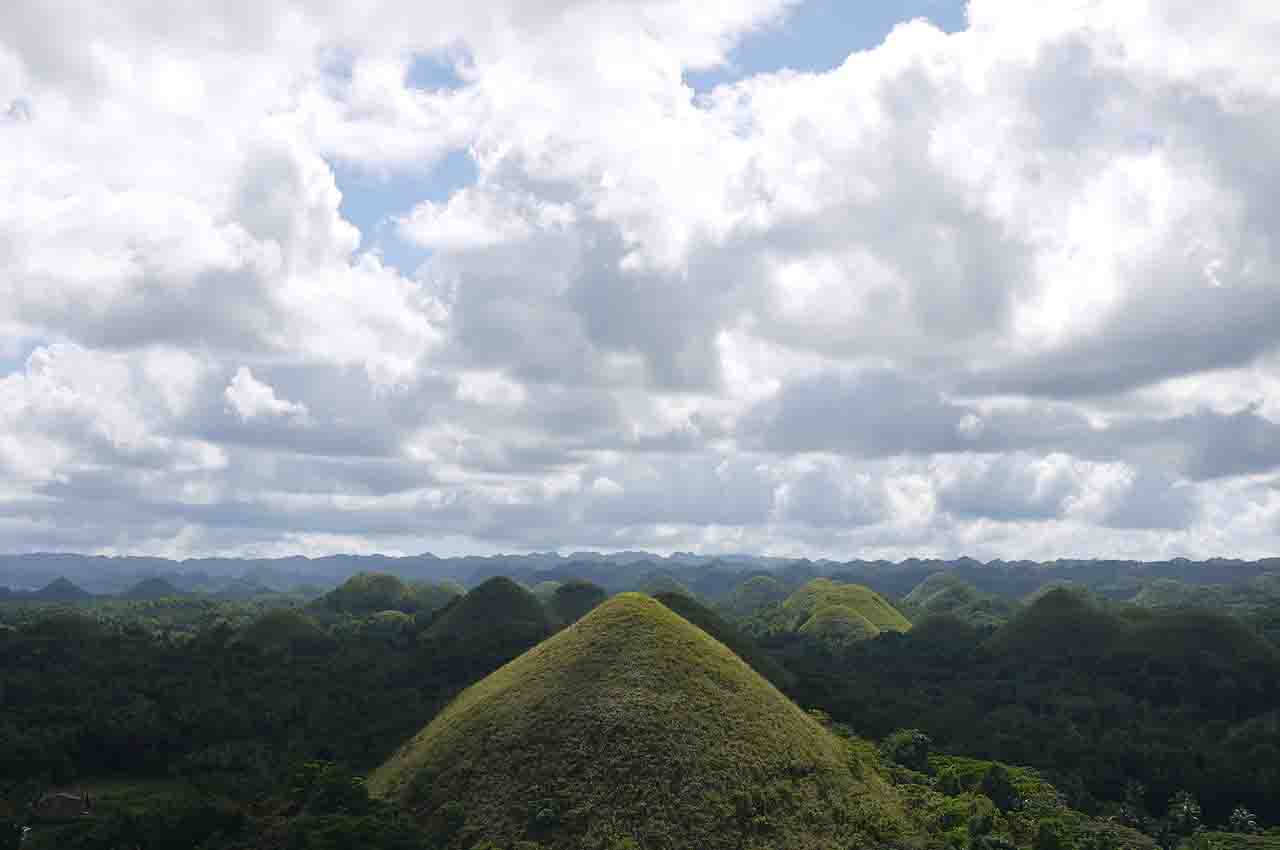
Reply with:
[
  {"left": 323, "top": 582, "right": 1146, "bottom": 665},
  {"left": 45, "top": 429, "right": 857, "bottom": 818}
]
[
  {"left": 784, "top": 578, "right": 912, "bottom": 634},
  {"left": 371, "top": 593, "right": 897, "bottom": 850},
  {"left": 652, "top": 591, "right": 794, "bottom": 688},
  {"left": 798, "top": 603, "right": 882, "bottom": 645}
]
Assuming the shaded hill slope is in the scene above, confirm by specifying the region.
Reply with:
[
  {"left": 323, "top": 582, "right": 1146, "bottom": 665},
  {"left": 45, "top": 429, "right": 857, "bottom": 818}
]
[
  {"left": 121, "top": 577, "right": 184, "bottom": 599},
  {"left": 902, "top": 571, "right": 1018, "bottom": 627},
  {"left": 986, "top": 587, "right": 1128, "bottom": 656},
  {"left": 425, "top": 576, "right": 552, "bottom": 647}
]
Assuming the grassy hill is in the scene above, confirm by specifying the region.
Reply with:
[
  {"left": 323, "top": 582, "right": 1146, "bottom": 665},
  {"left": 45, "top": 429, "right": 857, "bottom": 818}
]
[
  {"left": 902, "top": 572, "right": 1017, "bottom": 627},
  {"left": 632, "top": 571, "right": 695, "bottom": 598},
  {"left": 549, "top": 579, "right": 608, "bottom": 626},
  {"left": 231, "top": 609, "right": 334, "bottom": 655},
  {"left": 31, "top": 577, "right": 93, "bottom": 602},
  {"left": 530, "top": 580, "right": 563, "bottom": 604},
  {"left": 985, "top": 587, "right": 1129, "bottom": 657},
  {"left": 652, "top": 591, "right": 794, "bottom": 688},
  {"left": 1126, "top": 608, "right": 1278, "bottom": 667},
  {"left": 426, "top": 576, "right": 552, "bottom": 647},
  {"left": 371, "top": 593, "right": 901, "bottom": 850},
  {"left": 122, "top": 577, "right": 184, "bottom": 599},
  {"left": 318, "top": 572, "right": 461, "bottom": 616},
  {"left": 798, "top": 603, "right": 882, "bottom": 645},
  {"left": 721, "top": 574, "right": 790, "bottom": 618},
  {"left": 318, "top": 572, "right": 412, "bottom": 614},
  {"left": 782, "top": 578, "right": 911, "bottom": 638}
]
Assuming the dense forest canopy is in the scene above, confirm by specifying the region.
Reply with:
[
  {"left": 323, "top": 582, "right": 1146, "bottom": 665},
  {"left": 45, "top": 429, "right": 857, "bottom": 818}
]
[{"left": 3, "top": 558, "right": 1280, "bottom": 849}]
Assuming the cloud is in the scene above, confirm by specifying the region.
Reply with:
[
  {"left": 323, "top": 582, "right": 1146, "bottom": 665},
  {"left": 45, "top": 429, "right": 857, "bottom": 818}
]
[
  {"left": 225, "top": 367, "right": 309, "bottom": 423},
  {"left": 2, "top": 0, "right": 1280, "bottom": 558}
]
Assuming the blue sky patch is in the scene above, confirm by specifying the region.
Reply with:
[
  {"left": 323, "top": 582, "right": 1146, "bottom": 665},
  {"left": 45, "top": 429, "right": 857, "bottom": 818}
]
[
  {"left": 333, "top": 149, "right": 477, "bottom": 274},
  {"left": 686, "top": 0, "right": 966, "bottom": 92},
  {"left": 405, "top": 51, "right": 467, "bottom": 91}
]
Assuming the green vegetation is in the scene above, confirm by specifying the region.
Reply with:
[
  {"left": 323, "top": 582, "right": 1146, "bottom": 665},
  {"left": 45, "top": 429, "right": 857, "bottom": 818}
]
[
  {"left": 372, "top": 593, "right": 891, "bottom": 849},
  {"left": 121, "top": 577, "right": 184, "bottom": 600},
  {"left": 902, "top": 572, "right": 1018, "bottom": 628},
  {"left": 4, "top": 565, "right": 1280, "bottom": 848},
  {"left": 720, "top": 574, "right": 790, "bottom": 618},
  {"left": 426, "top": 577, "right": 552, "bottom": 647},
  {"left": 651, "top": 591, "right": 793, "bottom": 688},
  {"left": 748, "top": 578, "right": 912, "bottom": 645},
  {"left": 529, "top": 580, "right": 563, "bottom": 604},
  {"left": 318, "top": 572, "right": 461, "bottom": 616},
  {"left": 632, "top": 571, "right": 695, "bottom": 598},
  {"left": 548, "top": 579, "right": 607, "bottom": 626},
  {"left": 984, "top": 587, "right": 1127, "bottom": 656},
  {"left": 231, "top": 608, "right": 335, "bottom": 655},
  {"left": 798, "top": 602, "right": 882, "bottom": 645}
]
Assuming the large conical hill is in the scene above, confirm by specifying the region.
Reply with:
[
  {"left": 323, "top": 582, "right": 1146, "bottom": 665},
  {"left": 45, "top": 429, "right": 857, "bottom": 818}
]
[{"left": 372, "top": 593, "right": 897, "bottom": 850}]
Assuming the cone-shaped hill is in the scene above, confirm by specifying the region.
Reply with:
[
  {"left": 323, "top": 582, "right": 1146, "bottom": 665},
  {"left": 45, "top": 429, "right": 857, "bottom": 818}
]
[
  {"left": 232, "top": 609, "right": 335, "bottom": 655},
  {"left": 122, "top": 577, "right": 184, "bottom": 599},
  {"left": 783, "top": 578, "right": 911, "bottom": 637},
  {"left": 1125, "top": 608, "right": 1279, "bottom": 667},
  {"left": 902, "top": 571, "right": 1017, "bottom": 627},
  {"left": 32, "top": 576, "right": 93, "bottom": 601},
  {"left": 425, "top": 576, "right": 552, "bottom": 646},
  {"left": 632, "top": 570, "right": 694, "bottom": 598},
  {"left": 549, "top": 579, "right": 608, "bottom": 626},
  {"left": 798, "top": 603, "right": 882, "bottom": 645},
  {"left": 372, "top": 593, "right": 897, "bottom": 850},
  {"left": 320, "top": 571, "right": 413, "bottom": 614},
  {"left": 723, "top": 574, "right": 790, "bottom": 618},
  {"left": 985, "top": 587, "right": 1128, "bottom": 657}
]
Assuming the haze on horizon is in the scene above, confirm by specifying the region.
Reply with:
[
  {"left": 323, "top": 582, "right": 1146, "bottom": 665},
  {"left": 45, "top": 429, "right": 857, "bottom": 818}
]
[{"left": 3, "top": 1, "right": 1280, "bottom": 563}]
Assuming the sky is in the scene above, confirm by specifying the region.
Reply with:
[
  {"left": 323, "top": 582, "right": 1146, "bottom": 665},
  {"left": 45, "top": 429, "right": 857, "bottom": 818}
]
[{"left": 2, "top": 1, "right": 1280, "bottom": 562}]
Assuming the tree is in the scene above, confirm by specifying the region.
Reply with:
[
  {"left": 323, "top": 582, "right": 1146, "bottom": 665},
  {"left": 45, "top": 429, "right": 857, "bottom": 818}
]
[
  {"left": 880, "top": 729, "right": 932, "bottom": 773},
  {"left": 980, "top": 764, "right": 1022, "bottom": 813}
]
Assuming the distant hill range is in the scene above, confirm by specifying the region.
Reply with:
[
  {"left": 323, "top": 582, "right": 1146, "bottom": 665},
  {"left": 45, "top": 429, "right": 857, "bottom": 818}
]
[
  {"left": 2, "top": 551, "right": 1280, "bottom": 604},
  {"left": 0, "top": 576, "right": 95, "bottom": 602}
]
